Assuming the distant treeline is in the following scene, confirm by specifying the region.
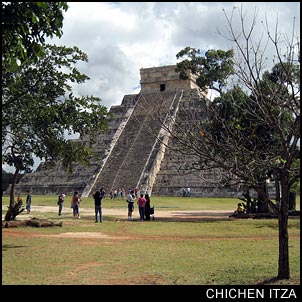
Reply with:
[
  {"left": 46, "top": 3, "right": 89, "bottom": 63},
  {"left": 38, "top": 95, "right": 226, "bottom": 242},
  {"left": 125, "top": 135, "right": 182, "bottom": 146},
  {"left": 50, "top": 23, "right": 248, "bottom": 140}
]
[{"left": 2, "top": 169, "right": 24, "bottom": 194}]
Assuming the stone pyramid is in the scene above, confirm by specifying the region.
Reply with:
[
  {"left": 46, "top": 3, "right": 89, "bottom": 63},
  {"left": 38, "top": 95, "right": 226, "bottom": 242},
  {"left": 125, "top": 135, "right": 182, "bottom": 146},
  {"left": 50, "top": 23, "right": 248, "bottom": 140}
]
[{"left": 15, "top": 65, "right": 246, "bottom": 197}]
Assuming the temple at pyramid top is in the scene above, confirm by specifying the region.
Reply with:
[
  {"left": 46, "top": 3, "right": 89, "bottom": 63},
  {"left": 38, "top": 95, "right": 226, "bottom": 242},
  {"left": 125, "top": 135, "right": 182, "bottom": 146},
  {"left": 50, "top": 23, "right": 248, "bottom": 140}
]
[{"left": 139, "top": 65, "right": 202, "bottom": 93}]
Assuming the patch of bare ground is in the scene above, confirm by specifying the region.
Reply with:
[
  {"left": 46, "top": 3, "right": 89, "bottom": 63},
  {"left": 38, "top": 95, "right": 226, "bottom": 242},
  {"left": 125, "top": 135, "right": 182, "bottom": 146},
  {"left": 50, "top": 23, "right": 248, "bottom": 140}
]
[
  {"left": 2, "top": 205, "right": 233, "bottom": 221},
  {"left": 67, "top": 262, "right": 103, "bottom": 276},
  {"left": 2, "top": 206, "right": 299, "bottom": 242},
  {"left": 86, "top": 273, "right": 165, "bottom": 285},
  {"left": 3, "top": 228, "right": 299, "bottom": 242}
]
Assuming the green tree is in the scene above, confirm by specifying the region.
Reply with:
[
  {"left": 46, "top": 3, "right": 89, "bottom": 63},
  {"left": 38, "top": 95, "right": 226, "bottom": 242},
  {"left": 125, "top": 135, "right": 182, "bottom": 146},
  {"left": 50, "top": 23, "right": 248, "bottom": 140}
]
[
  {"left": 2, "top": 2, "right": 111, "bottom": 220},
  {"left": 2, "top": 169, "right": 24, "bottom": 193},
  {"left": 2, "top": 2, "right": 68, "bottom": 72},
  {"left": 2, "top": 44, "right": 110, "bottom": 220},
  {"left": 176, "top": 47, "right": 234, "bottom": 94},
  {"left": 172, "top": 7, "right": 299, "bottom": 280}
]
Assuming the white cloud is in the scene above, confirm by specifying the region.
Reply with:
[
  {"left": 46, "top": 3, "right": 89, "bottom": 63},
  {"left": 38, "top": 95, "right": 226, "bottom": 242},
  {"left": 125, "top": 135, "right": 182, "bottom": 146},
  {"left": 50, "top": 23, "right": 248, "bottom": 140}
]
[
  {"left": 3, "top": 2, "right": 300, "bottom": 173},
  {"left": 46, "top": 2, "right": 299, "bottom": 110}
]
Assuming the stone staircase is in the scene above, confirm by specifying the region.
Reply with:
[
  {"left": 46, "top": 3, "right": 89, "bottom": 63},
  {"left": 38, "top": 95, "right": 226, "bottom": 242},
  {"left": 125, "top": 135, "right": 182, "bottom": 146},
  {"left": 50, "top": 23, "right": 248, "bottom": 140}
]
[
  {"left": 13, "top": 94, "right": 138, "bottom": 196},
  {"left": 88, "top": 90, "right": 182, "bottom": 194},
  {"left": 13, "top": 65, "right": 267, "bottom": 198}
]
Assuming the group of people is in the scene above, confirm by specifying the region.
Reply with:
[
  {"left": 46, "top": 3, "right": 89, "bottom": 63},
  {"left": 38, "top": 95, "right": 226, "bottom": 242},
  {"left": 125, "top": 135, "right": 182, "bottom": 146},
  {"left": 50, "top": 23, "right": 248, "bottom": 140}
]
[
  {"left": 127, "top": 189, "right": 152, "bottom": 221},
  {"left": 15, "top": 187, "right": 153, "bottom": 222},
  {"left": 57, "top": 191, "right": 81, "bottom": 218},
  {"left": 108, "top": 188, "right": 125, "bottom": 200},
  {"left": 15, "top": 190, "right": 32, "bottom": 214},
  {"left": 56, "top": 190, "right": 103, "bottom": 220},
  {"left": 71, "top": 191, "right": 82, "bottom": 218},
  {"left": 55, "top": 187, "right": 153, "bottom": 222}
]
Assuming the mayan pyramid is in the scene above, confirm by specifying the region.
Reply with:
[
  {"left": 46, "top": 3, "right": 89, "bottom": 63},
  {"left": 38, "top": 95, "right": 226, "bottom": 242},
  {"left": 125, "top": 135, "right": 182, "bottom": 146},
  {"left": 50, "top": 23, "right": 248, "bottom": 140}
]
[{"left": 16, "top": 65, "right": 248, "bottom": 197}]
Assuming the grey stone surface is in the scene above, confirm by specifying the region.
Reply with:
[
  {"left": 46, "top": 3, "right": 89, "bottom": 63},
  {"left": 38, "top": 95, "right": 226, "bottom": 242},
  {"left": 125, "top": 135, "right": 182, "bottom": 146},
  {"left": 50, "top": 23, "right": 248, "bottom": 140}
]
[{"left": 14, "top": 65, "right": 275, "bottom": 198}]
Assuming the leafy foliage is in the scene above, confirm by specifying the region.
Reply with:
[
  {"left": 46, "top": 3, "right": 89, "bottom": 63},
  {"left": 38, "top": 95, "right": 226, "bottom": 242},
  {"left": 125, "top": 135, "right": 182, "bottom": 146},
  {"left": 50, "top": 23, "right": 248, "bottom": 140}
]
[
  {"left": 2, "top": 44, "right": 110, "bottom": 175},
  {"left": 2, "top": 169, "right": 24, "bottom": 192},
  {"left": 2, "top": 2, "right": 68, "bottom": 72},
  {"left": 174, "top": 7, "right": 300, "bottom": 279},
  {"left": 176, "top": 47, "right": 299, "bottom": 196},
  {"left": 176, "top": 47, "right": 234, "bottom": 93},
  {"left": 2, "top": 2, "right": 111, "bottom": 214}
]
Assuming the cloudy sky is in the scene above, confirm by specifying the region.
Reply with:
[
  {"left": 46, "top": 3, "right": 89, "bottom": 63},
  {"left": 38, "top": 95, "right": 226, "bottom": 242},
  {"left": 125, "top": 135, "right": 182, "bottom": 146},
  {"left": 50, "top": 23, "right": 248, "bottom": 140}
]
[
  {"left": 2, "top": 2, "right": 300, "bottom": 173},
  {"left": 49, "top": 2, "right": 300, "bottom": 109}
]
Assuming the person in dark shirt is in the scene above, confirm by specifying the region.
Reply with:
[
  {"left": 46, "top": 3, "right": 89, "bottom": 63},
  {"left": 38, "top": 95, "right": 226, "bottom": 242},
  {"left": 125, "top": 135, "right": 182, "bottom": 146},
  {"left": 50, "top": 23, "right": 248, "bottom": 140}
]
[
  {"left": 57, "top": 193, "right": 65, "bottom": 216},
  {"left": 93, "top": 188, "right": 105, "bottom": 223},
  {"left": 144, "top": 193, "right": 151, "bottom": 221},
  {"left": 26, "top": 190, "right": 32, "bottom": 214},
  {"left": 71, "top": 191, "right": 80, "bottom": 218}
]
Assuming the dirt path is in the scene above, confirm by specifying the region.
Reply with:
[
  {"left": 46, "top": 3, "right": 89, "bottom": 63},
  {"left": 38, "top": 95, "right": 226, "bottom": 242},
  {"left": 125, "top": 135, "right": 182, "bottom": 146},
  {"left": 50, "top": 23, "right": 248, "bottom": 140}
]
[
  {"left": 2, "top": 205, "right": 233, "bottom": 221},
  {"left": 2, "top": 205, "right": 235, "bottom": 240},
  {"left": 2, "top": 205, "right": 300, "bottom": 242}
]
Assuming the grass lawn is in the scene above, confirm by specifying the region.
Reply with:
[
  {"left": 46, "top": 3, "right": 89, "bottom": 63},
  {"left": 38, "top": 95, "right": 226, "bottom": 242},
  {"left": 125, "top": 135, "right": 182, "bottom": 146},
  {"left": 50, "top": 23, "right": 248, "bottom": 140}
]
[
  {"left": 2, "top": 194, "right": 300, "bottom": 210},
  {"left": 2, "top": 196, "right": 300, "bottom": 285}
]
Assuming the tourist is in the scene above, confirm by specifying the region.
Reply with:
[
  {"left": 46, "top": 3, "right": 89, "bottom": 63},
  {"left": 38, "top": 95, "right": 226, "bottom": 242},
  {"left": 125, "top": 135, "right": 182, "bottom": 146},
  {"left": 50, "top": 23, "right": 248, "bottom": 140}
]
[
  {"left": 57, "top": 193, "right": 65, "bottom": 216},
  {"left": 144, "top": 193, "right": 151, "bottom": 221},
  {"left": 139, "top": 185, "right": 145, "bottom": 196},
  {"left": 78, "top": 193, "right": 82, "bottom": 218},
  {"left": 145, "top": 188, "right": 149, "bottom": 196},
  {"left": 134, "top": 187, "right": 138, "bottom": 198},
  {"left": 26, "top": 190, "right": 32, "bottom": 214},
  {"left": 93, "top": 188, "right": 105, "bottom": 223},
  {"left": 234, "top": 203, "right": 245, "bottom": 215},
  {"left": 121, "top": 188, "right": 125, "bottom": 199},
  {"left": 71, "top": 191, "right": 80, "bottom": 218},
  {"left": 113, "top": 189, "right": 118, "bottom": 199},
  {"left": 93, "top": 190, "right": 101, "bottom": 222},
  {"left": 117, "top": 189, "right": 122, "bottom": 199},
  {"left": 16, "top": 194, "right": 22, "bottom": 204},
  {"left": 127, "top": 190, "right": 135, "bottom": 221},
  {"left": 137, "top": 193, "right": 146, "bottom": 221}
]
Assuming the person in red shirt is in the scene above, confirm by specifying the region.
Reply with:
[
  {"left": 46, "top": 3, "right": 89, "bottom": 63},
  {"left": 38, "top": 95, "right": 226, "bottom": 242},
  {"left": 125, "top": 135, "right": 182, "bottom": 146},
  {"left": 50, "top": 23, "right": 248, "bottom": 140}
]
[{"left": 137, "top": 194, "right": 146, "bottom": 221}]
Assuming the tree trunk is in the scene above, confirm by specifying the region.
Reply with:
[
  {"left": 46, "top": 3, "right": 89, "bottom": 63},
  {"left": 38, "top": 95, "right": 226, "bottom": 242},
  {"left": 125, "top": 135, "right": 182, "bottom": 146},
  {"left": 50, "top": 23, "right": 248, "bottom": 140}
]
[
  {"left": 278, "top": 173, "right": 290, "bottom": 279},
  {"left": 255, "top": 184, "right": 269, "bottom": 213},
  {"left": 5, "top": 167, "right": 22, "bottom": 221},
  {"left": 4, "top": 200, "right": 25, "bottom": 221},
  {"left": 3, "top": 218, "right": 63, "bottom": 228},
  {"left": 9, "top": 167, "right": 20, "bottom": 208},
  {"left": 275, "top": 177, "right": 280, "bottom": 203}
]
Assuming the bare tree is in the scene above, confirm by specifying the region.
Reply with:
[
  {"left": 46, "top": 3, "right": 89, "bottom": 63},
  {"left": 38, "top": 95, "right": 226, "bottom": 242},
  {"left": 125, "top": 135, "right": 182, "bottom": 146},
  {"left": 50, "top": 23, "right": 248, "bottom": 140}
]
[
  {"left": 216, "top": 7, "right": 300, "bottom": 279},
  {"left": 146, "top": 6, "right": 299, "bottom": 280}
]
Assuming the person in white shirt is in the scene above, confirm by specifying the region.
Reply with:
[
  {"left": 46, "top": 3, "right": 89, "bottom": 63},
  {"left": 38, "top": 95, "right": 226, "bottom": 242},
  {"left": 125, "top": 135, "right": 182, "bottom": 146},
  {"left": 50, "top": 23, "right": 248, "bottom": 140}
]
[{"left": 127, "top": 190, "right": 135, "bottom": 221}]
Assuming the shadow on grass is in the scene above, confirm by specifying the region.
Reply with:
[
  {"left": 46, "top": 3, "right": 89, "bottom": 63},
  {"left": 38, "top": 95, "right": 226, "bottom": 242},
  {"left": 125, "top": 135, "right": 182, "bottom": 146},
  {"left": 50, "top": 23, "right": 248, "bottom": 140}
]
[
  {"left": 255, "top": 224, "right": 279, "bottom": 230},
  {"left": 109, "top": 216, "right": 234, "bottom": 223},
  {"left": 256, "top": 276, "right": 285, "bottom": 285},
  {"left": 69, "top": 213, "right": 235, "bottom": 223},
  {"left": 32, "top": 210, "right": 291, "bottom": 224},
  {"left": 57, "top": 214, "right": 232, "bottom": 223},
  {"left": 153, "top": 217, "right": 231, "bottom": 223},
  {"left": 2, "top": 244, "right": 27, "bottom": 251}
]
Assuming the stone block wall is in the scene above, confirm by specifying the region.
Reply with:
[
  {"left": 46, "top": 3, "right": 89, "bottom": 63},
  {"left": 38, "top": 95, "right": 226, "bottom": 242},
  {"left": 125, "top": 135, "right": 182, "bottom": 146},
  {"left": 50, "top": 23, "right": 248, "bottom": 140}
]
[{"left": 14, "top": 65, "right": 271, "bottom": 199}]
